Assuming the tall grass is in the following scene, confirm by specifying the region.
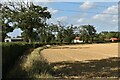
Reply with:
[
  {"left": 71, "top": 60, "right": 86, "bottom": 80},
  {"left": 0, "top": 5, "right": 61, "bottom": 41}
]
[{"left": 6, "top": 46, "right": 54, "bottom": 79}]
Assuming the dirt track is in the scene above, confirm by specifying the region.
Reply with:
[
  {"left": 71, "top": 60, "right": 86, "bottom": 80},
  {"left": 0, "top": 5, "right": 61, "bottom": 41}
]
[{"left": 41, "top": 43, "right": 119, "bottom": 63}]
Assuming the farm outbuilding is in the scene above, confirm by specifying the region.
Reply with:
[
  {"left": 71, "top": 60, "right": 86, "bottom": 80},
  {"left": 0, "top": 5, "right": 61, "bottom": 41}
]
[
  {"left": 73, "top": 37, "right": 83, "bottom": 43},
  {"left": 5, "top": 38, "right": 23, "bottom": 42},
  {"left": 110, "top": 38, "right": 118, "bottom": 42}
]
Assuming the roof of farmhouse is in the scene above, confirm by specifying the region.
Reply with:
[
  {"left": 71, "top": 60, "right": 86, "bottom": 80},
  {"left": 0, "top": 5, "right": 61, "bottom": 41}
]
[
  {"left": 110, "top": 38, "right": 118, "bottom": 40},
  {"left": 5, "top": 38, "right": 23, "bottom": 40},
  {"left": 75, "top": 37, "right": 80, "bottom": 40}
]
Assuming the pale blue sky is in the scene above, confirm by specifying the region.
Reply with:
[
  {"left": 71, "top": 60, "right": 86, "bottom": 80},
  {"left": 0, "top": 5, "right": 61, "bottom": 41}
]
[{"left": 7, "top": 1, "right": 118, "bottom": 37}]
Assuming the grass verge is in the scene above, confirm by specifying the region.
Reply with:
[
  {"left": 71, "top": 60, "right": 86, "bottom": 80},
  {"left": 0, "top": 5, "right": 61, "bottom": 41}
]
[{"left": 6, "top": 45, "right": 54, "bottom": 79}]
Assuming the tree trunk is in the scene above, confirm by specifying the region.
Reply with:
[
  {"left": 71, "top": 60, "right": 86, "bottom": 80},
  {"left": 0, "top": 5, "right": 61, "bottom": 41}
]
[
  {"left": 28, "top": 39, "right": 32, "bottom": 43},
  {"left": 91, "top": 37, "right": 94, "bottom": 43},
  {"left": 2, "top": 33, "right": 6, "bottom": 42},
  {"left": 2, "top": 37, "right": 5, "bottom": 42}
]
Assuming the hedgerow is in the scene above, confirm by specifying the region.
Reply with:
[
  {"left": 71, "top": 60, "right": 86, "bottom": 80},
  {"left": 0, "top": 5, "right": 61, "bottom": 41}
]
[{"left": 2, "top": 42, "right": 44, "bottom": 78}]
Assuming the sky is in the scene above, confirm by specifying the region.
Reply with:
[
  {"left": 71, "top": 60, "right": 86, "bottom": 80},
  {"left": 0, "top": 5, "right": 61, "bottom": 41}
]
[{"left": 2, "top": 1, "right": 118, "bottom": 37}]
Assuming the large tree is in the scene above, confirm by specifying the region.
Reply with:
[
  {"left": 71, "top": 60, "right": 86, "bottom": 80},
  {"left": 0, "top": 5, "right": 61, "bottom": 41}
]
[
  {"left": 54, "top": 22, "right": 65, "bottom": 43},
  {"left": 1, "top": 2, "right": 51, "bottom": 43},
  {"left": 62, "top": 25, "right": 75, "bottom": 43},
  {"left": 0, "top": 3, "right": 14, "bottom": 42},
  {"left": 51, "top": 23, "right": 76, "bottom": 43},
  {"left": 80, "top": 25, "right": 96, "bottom": 43}
]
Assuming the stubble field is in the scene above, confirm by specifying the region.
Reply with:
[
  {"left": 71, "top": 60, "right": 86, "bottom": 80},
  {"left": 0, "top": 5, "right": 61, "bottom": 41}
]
[{"left": 41, "top": 43, "right": 119, "bottom": 63}]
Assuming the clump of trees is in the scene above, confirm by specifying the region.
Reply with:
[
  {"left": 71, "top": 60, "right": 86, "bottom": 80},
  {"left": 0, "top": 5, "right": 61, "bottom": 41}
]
[
  {"left": 79, "top": 25, "right": 96, "bottom": 43},
  {"left": 1, "top": 2, "right": 120, "bottom": 43}
]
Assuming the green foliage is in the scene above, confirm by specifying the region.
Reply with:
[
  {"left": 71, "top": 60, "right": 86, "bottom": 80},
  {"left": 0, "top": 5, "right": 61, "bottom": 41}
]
[
  {"left": 93, "top": 31, "right": 120, "bottom": 43},
  {"left": 62, "top": 26, "right": 75, "bottom": 43},
  {"left": 0, "top": 3, "right": 14, "bottom": 42},
  {"left": 2, "top": 43, "right": 30, "bottom": 77},
  {"left": 99, "top": 31, "right": 119, "bottom": 39},
  {"left": 6, "top": 46, "right": 54, "bottom": 79},
  {"left": 2, "top": 42, "right": 44, "bottom": 78},
  {"left": 55, "top": 24, "right": 76, "bottom": 43},
  {"left": 80, "top": 25, "right": 96, "bottom": 43},
  {"left": 1, "top": 2, "right": 51, "bottom": 43}
]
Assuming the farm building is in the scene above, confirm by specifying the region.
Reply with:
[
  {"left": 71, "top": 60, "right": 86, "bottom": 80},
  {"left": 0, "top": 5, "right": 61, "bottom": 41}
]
[
  {"left": 5, "top": 38, "right": 23, "bottom": 42},
  {"left": 73, "top": 37, "right": 83, "bottom": 43},
  {"left": 110, "top": 38, "right": 118, "bottom": 42}
]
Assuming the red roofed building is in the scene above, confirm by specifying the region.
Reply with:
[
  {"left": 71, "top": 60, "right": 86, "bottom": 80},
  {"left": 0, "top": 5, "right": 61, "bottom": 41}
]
[
  {"left": 73, "top": 37, "right": 83, "bottom": 43},
  {"left": 110, "top": 38, "right": 118, "bottom": 42},
  {"left": 75, "top": 37, "right": 80, "bottom": 40}
]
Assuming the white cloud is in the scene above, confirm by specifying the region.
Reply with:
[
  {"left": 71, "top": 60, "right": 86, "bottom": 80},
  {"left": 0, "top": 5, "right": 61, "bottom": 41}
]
[
  {"left": 56, "top": 16, "right": 67, "bottom": 22},
  {"left": 77, "top": 18, "right": 85, "bottom": 23},
  {"left": 74, "top": 5, "right": 118, "bottom": 32},
  {"left": 91, "top": 5, "right": 118, "bottom": 32},
  {"left": 47, "top": 16, "right": 68, "bottom": 24},
  {"left": 80, "top": 1, "right": 94, "bottom": 10},
  {"left": 106, "top": 5, "right": 118, "bottom": 14},
  {"left": 47, "top": 8, "right": 58, "bottom": 14},
  {"left": 77, "top": 18, "right": 93, "bottom": 26},
  {"left": 93, "top": 5, "right": 118, "bottom": 23}
]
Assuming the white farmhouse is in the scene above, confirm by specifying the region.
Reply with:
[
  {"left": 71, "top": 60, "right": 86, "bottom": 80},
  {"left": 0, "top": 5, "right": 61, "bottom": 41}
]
[
  {"left": 73, "top": 37, "right": 83, "bottom": 43},
  {"left": 5, "top": 38, "right": 23, "bottom": 42}
]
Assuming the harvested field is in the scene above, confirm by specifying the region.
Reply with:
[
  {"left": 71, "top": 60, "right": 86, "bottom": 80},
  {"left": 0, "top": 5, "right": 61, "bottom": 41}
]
[
  {"left": 41, "top": 43, "right": 120, "bottom": 78},
  {"left": 41, "top": 43, "right": 119, "bottom": 63}
]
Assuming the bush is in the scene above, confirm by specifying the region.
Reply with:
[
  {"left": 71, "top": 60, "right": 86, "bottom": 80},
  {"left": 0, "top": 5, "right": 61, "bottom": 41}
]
[
  {"left": 31, "top": 42, "right": 45, "bottom": 48},
  {"left": 0, "top": 42, "right": 49, "bottom": 77},
  {"left": 2, "top": 43, "right": 30, "bottom": 77},
  {"left": 2, "top": 42, "right": 45, "bottom": 78},
  {"left": 5, "top": 46, "right": 54, "bottom": 78}
]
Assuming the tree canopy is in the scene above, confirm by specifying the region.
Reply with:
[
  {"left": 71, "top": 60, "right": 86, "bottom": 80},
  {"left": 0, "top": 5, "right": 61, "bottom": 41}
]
[
  {"left": 1, "top": 2, "right": 51, "bottom": 43},
  {"left": 80, "top": 25, "right": 96, "bottom": 43}
]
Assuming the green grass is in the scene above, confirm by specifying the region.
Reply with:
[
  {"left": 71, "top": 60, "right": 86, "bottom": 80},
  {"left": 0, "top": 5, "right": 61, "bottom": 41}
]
[{"left": 6, "top": 46, "right": 54, "bottom": 79}]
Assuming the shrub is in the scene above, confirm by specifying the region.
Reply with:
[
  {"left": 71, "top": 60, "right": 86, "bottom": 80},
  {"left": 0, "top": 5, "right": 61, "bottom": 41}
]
[
  {"left": 2, "top": 42, "right": 44, "bottom": 78},
  {"left": 31, "top": 42, "right": 45, "bottom": 48},
  {"left": 0, "top": 42, "right": 49, "bottom": 77},
  {"left": 2, "top": 43, "right": 30, "bottom": 77}
]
